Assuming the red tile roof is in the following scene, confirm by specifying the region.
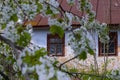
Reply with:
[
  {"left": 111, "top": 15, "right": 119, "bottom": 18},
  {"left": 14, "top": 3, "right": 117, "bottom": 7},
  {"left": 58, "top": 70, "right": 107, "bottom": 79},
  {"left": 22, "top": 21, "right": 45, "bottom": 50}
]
[
  {"left": 92, "top": 0, "right": 120, "bottom": 24},
  {"left": 25, "top": 0, "right": 120, "bottom": 27}
]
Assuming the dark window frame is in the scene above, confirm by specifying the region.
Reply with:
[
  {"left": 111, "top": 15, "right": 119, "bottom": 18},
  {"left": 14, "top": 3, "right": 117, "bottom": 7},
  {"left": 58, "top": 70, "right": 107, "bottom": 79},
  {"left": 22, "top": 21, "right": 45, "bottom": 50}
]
[
  {"left": 47, "top": 34, "right": 65, "bottom": 56},
  {"left": 98, "top": 32, "right": 118, "bottom": 56}
]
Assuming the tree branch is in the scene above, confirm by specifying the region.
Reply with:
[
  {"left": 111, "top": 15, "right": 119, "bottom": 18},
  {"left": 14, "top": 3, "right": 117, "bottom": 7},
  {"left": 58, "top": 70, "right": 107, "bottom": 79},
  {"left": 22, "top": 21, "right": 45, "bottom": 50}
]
[
  {"left": 0, "top": 35, "right": 23, "bottom": 58},
  {"left": 54, "top": 64, "right": 81, "bottom": 80},
  {"left": 54, "top": 61, "right": 111, "bottom": 80},
  {"left": 59, "top": 54, "right": 79, "bottom": 68},
  {"left": 57, "top": 62, "right": 110, "bottom": 80}
]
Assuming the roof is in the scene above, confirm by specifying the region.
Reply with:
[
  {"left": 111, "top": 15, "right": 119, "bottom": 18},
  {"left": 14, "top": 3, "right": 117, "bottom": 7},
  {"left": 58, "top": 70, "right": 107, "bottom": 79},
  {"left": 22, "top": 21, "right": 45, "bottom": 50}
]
[
  {"left": 25, "top": 0, "right": 120, "bottom": 27},
  {"left": 92, "top": 0, "right": 120, "bottom": 24}
]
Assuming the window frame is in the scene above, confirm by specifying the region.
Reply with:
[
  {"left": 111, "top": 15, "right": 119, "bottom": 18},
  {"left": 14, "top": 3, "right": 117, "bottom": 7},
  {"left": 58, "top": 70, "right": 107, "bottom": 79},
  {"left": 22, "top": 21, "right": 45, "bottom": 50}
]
[
  {"left": 98, "top": 32, "right": 118, "bottom": 56},
  {"left": 47, "top": 34, "right": 65, "bottom": 56}
]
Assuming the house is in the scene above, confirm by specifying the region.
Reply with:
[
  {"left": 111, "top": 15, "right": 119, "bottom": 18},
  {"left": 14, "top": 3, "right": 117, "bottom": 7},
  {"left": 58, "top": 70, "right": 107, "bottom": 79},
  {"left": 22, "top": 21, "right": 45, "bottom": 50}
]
[{"left": 26, "top": 0, "right": 120, "bottom": 72}]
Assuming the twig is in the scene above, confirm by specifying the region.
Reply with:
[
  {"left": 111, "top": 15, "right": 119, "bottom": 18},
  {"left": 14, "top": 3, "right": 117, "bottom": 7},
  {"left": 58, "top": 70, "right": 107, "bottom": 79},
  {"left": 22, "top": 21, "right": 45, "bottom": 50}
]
[
  {"left": 44, "top": 56, "right": 81, "bottom": 80},
  {"left": 44, "top": 1, "right": 64, "bottom": 17},
  {"left": 54, "top": 64, "right": 81, "bottom": 80},
  {"left": 59, "top": 54, "right": 79, "bottom": 68}
]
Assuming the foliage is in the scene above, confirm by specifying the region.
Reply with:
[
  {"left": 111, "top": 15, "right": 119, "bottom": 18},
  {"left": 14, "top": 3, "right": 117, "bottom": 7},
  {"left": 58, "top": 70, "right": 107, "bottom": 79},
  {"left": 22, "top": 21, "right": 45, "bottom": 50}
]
[
  {"left": 107, "top": 69, "right": 120, "bottom": 80},
  {"left": 78, "top": 69, "right": 120, "bottom": 80},
  {"left": 0, "top": 0, "right": 111, "bottom": 80},
  {"left": 50, "top": 25, "right": 64, "bottom": 38}
]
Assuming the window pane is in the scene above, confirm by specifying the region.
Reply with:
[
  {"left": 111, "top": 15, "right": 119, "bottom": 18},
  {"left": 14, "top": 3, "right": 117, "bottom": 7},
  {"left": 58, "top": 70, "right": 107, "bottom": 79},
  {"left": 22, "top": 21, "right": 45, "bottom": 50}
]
[
  {"left": 101, "top": 42, "right": 114, "bottom": 53},
  {"left": 50, "top": 38, "right": 62, "bottom": 43},
  {"left": 99, "top": 32, "right": 117, "bottom": 56},
  {"left": 108, "top": 42, "right": 114, "bottom": 53},
  {"left": 49, "top": 44, "right": 56, "bottom": 54},
  {"left": 56, "top": 44, "right": 62, "bottom": 54}
]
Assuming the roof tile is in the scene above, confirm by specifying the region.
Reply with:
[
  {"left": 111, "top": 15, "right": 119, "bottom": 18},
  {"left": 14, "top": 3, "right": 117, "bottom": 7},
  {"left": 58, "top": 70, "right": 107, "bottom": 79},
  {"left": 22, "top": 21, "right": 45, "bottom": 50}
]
[{"left": 26, "top": 0, "right": 120, "bottom": 27}]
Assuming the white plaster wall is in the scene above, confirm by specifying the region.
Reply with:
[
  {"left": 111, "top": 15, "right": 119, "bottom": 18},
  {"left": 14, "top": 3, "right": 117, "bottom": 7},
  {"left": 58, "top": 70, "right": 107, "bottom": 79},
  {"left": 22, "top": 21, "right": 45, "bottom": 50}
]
[{"left": 31, "top": 29, "right": 48, "bottom": 48}]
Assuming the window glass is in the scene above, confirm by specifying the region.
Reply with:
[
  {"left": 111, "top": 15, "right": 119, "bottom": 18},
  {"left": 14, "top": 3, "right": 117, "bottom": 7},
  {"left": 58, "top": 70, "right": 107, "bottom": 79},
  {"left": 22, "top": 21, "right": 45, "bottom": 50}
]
[
  {"left": 49, "top": 44, "right": 56, "bottom": 54},
  {"left": 50, "top": 38, "right": 62, "bottom": 43},
  {"left": 47, "top": 34, "right": 64, "bottom": 56},
  {"left": 99, "top": 32, "right": 117, "bottom": 56},
  {"left": 56, "top": 44, "right": 62, "bottom": 54}
]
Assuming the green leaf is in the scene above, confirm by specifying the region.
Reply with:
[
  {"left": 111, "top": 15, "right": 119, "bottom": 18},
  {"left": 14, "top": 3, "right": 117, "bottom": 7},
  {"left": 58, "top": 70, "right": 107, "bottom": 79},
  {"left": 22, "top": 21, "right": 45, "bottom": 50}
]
[
  {"left": 23, "top": 55, "right": 42, "bottom": 67},
  {"left": 29, "top": 71, "right": 38, "bottom": 79},
  {"left": 87, "top": 47, "right": 94, "bottom": 55},
  {"left": 46, "top": 6, "right": 53, "bottom": 14},
  {"left": 36, "top": 3, "right": 43, "bottom": 12},
  {"left": 79, "top": 51, "right": 87, "bottom": 60},
  {"left": 57, "top": 18, "right": 64, "bottom": 23},
  {"left": 69, "top": 68, "right": 78, "bottom": 73},
  {"left": 74, "top": 33, "right": 81, "bottom": 40},
  {"left": 50, "top": 25, "right": 64, "bottom": 38},
  {"left": 17, "top": 26, "right": 24, "bottom": 34},
  {"left": 53, "top": 61, "right": 59, "bottom": 65},
  {"left": 23, "top": 53, "right": 42, "bottom": 67},
  {"left": 49, "top": 76, "right": 57, "bottom": 80},
  {"left": 17, "top": 32, "right": 31, "bottom": 47},
  {"left": 10, "top": 14, "right": 18, "bottom": 22},
  {"left": 2, "top": 23, "right": 6, "bottom": 29},
  {"left": 23, "top": 48, "right": 47, "bottom": 67},
  {"left": 34, "top": 48, "right": 47, "bottom": 57}
]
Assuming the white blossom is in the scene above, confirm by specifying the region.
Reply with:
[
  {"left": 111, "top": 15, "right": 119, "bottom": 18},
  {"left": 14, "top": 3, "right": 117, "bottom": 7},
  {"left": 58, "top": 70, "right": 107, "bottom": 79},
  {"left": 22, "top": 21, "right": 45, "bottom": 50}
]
[
  {"left": 48, "top": 0, "right": 59, "bottom": 8},
  {"left": 57, "top": 71, "right": 71, "bottom": 80},
  {"left": 22, "top": 64, "right": 28, "bottom": 74},
  {"left": 65, "top": 12, "right": 73, "bottom": 26},
  {"left": 67, "top": 0, "right": 75, "bottom": 5}
]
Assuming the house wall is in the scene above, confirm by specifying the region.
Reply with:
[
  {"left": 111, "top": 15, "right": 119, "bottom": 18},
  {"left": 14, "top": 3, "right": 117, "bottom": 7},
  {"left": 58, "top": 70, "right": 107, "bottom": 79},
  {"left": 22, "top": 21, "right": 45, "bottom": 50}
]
[{"left": 32, "top": 28, "right": 120, "bottom": 72}]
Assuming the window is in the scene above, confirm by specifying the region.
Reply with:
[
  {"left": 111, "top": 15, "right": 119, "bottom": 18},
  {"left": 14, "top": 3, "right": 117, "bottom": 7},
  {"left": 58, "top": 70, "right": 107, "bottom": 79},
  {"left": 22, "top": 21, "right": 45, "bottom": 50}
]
[
  {"left": 47, "top": 34, "right": 65, "bottom": 56},
  {"left": 99, "top": 32, "right": 118, "bottom": 56}
]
